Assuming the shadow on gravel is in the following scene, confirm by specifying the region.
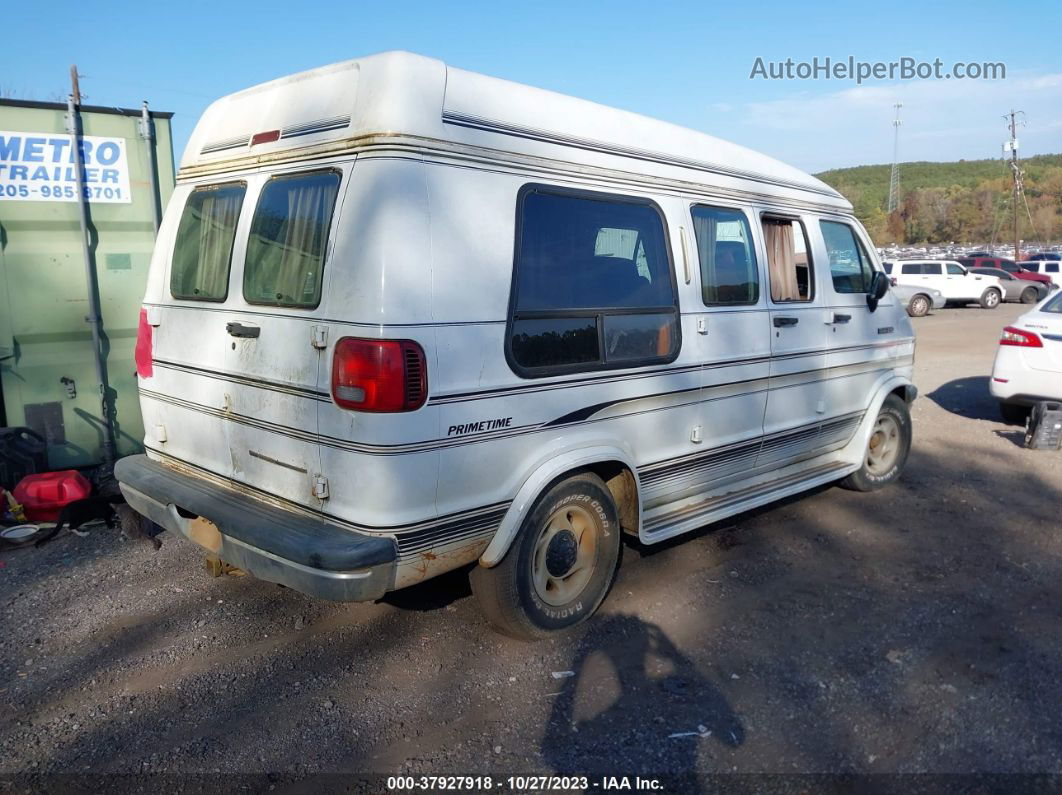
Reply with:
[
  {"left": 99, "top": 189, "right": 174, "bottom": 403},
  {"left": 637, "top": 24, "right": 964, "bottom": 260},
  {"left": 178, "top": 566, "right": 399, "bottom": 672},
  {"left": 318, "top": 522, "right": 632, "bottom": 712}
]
[
  {"left": 927, "top": 376, "right": 998, "bottom": 421},
  {"left": 542, "top": 614, "right": 742, "bottom": 791}
]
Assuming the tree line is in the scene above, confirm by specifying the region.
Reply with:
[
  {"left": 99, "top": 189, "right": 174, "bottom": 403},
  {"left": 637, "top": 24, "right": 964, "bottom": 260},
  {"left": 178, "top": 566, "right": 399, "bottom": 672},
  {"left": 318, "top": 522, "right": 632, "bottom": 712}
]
[{"left": 816, "top": 154, "right": 1062, "bottom": 247}]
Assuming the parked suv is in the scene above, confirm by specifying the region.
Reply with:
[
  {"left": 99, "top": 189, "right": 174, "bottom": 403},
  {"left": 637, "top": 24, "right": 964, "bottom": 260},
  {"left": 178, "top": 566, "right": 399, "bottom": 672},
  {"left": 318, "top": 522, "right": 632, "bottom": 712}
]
[
  {"left": 884, "top": 260, "right": 1003, "bottom": 308},
  {"left": 1021, "top": 259, "right": 1062, "bottom": 287},
  {"left": 958, "top": 257, "right": 1056, "bottom": 290}
]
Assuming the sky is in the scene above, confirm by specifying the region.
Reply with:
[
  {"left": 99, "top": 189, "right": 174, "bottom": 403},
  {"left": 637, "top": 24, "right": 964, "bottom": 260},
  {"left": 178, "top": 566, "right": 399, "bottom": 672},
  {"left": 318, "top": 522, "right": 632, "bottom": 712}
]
[{"left": 2, "top": 0, "right": 1060, "bottom": 174}]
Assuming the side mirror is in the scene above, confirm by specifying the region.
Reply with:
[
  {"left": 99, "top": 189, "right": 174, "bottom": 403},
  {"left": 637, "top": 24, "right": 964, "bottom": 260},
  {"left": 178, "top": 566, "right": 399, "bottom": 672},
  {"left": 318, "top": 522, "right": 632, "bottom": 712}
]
[{"left": 867, "top": 270, "right": 890, "bottom": 312}]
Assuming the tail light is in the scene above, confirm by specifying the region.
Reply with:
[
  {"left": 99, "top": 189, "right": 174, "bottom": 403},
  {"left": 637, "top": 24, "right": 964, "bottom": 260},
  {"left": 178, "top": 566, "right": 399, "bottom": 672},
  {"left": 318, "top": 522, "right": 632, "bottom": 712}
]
[
  {"left": 134, "top": 308, "right": 153, "bottom": 378},
  {"left": 331, "top": 337, "right": 427, "bottom": 412},
  {"left": 889, "top": 277, "right": 897, "bottom": 286},
  {"left": 999, "top": 326, "right": 1043, "bottom": 348}
]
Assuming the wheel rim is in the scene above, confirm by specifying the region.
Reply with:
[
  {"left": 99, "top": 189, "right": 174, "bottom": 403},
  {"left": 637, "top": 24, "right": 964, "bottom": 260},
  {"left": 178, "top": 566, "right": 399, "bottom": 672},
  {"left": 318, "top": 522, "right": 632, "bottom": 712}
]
[
  {"left": 986, "top": 291, "right": 999, "bottom": 307},
  {"left": 531, "top": 504, "right": 598, "bottom": 606},
  {"left": 911, "top": 297, "right": 928, "bottom": 315},
  {"left": 866, "top": 414, "right": 901, "bottom": 475}
]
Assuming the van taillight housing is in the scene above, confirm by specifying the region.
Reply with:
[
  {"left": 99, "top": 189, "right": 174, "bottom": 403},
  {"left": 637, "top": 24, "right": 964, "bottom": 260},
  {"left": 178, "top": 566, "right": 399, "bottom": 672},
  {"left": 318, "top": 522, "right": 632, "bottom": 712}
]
[
  {"left": 134, "top": 308, "right": 153, "bottom": 378},
  {"left": 331, "top": 337, "right": 427, "bottom": 412},
  {"left": 999, "top": 326, "right": 1043, "bottom": 348}
]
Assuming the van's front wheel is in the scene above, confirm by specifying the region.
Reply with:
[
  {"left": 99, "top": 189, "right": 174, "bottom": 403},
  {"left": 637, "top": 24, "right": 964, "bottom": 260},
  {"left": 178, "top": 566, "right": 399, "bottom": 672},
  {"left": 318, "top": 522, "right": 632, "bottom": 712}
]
[
  {"left": 839, "top": 394, "right": 912, "bottom": 492},
  {"left": 470, "top": 473, "right": 620, "bottom": 640}
]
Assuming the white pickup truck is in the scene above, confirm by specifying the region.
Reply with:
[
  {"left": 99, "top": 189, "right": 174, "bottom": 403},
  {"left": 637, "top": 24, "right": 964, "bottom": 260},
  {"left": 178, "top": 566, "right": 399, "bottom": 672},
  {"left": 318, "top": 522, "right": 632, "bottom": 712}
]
[{"left": 882, "top": 260, "right": 1004, "bottom": 309}]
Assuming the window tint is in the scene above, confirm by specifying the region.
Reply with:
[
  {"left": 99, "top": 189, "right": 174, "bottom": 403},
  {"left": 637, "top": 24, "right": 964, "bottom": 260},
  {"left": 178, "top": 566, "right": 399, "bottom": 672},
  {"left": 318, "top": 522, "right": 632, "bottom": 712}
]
[
  {"left": 1048, "top": 264, "right": 1060, "bottom": 274},
  {"left": 763, "top": 217, "right": 812, "bottom": 302},
  {"left": 900, "top": 263, "right": 922, "bottom": 275},
  {"left": 883, "top": 262, "right": 893, "bottom": 274},
  {"left": 509, "top": 188, "right": 679, "bottom": 374},
  {"left": 170, "top": 183, "right": 246, "bottom": 301},
  {"left": 821, "top": 221, "right": 875, "bottom": 294},
  {"left": 1024, "top": 262, "right": 1041, "bottom": 271},
  {"left": 243, "top": 170, "right": 340, "bottom": 308},
  {"left": 691, "top": 205, "right": 759, "bottom": 305},
  {"left": 923, "top": 263, "right": 942, "bottom": 275},
  {"left": 1043, "top": 292, "right": 1062, "bottom": 313},
  {"left": 946, "top": 263, "right": 965, "bottom": 275}
]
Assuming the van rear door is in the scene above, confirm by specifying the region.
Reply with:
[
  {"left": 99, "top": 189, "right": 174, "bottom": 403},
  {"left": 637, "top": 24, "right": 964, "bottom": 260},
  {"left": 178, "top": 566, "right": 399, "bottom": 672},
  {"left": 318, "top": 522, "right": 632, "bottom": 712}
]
[{"left": 141, "top": 164, "right": 346, "bottom": 511}]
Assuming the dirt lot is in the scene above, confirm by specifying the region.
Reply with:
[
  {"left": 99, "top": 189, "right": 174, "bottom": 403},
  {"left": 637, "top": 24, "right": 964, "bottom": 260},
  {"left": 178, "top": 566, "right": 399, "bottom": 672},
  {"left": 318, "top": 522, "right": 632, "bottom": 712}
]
[{"left": 2, "top": 302, "right": 1060, "bottom": 786}]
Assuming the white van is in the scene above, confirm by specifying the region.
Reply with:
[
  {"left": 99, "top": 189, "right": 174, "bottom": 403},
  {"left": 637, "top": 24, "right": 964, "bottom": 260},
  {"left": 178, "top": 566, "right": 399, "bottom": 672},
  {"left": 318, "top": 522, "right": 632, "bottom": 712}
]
[{"left": 116, "top": 52, "right": 916, "bottom": 639}]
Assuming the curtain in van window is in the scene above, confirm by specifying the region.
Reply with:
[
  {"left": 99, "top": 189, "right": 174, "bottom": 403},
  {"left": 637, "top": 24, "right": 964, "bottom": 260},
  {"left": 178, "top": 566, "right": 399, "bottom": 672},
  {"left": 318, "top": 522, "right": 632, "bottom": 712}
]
[
  {"left": 765, "top": 220, "right": 800, "bottom": 301},
  {"left": 170, "top": 184, "right": 245, "bottom": 301},
  {"left": 691, "top": 206, "right": 759, "bottom": 305},
  {"left": 244, "top": 171, "right": 340, "bottom": 308}
]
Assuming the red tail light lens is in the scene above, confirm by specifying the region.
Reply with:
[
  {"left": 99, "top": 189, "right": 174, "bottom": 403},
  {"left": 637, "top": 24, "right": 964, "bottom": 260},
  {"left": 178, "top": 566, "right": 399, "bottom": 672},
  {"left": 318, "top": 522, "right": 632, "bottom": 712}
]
[
  {"left": 134, "top": 308, "right": 153, "bottom": 378},
  {"left": 999, "top": 326, "right": 1043, "bottom": 348},
  {"left": 331, "top": 337, "right": 427, "bottom": 412}
]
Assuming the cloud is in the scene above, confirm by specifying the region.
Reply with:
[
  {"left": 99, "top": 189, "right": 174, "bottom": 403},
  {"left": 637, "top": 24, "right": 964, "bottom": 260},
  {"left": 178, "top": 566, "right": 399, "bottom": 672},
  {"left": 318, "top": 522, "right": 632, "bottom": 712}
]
[{"left": 715, "top": 71, "right": 1062, "bottom": 172}]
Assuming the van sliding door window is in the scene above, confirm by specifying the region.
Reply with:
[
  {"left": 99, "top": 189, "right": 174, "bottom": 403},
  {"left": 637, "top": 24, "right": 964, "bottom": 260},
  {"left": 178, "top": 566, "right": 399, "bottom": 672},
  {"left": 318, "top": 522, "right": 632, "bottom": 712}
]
[
  {"left": 820, "top": 220, "right": 875, "bottom": 294},
  {"left": 170, "top": 182, "right": 246, "bottom": 301},
  {"left": 763, "top": 217, "right": 813, "bottom": 302},
  {"left": 243, "top": 170, "right": 341, "bottom": 309},
  {"left": 691, "top": 205, "right": 759, "bottom": 305},
  {"left": 508, "top": 187, "right": 680, "bottom": 375}
]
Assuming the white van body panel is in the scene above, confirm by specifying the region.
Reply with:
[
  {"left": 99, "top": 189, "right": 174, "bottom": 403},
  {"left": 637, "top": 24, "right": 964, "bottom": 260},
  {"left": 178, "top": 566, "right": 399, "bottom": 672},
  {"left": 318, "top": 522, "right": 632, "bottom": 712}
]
[{"left": 122, "top": 51, "right": 915, "bottom": 600}]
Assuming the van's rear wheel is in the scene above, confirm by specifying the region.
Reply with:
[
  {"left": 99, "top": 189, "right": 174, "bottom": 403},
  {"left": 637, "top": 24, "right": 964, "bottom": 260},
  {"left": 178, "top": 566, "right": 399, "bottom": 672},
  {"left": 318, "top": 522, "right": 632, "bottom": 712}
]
[
  {"left": 840, "top": 394, "right": 912, "bottom": 492},
  {"left": 470, "top": 472, "right": 620, "bottom": 640}
]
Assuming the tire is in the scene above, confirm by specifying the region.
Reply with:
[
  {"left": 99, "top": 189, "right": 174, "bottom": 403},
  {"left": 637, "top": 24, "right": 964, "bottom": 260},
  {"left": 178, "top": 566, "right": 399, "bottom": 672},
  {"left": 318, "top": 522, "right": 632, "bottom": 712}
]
[
  {"left": 906, "top": 294, "right": 931, "bottom": 317},
  {"left": 980, "top": 288, "right": 1001, "bottom": 309},
  {"left": 1000, "top": 402, "right": 1031, "bottom": 425},
  {"left": 470, "top": 472, "right": 621, "bottom": 640},
  {"left": 839, "top": 394, "right": 912, "bottom": 492},
  {"left": 1020, "top": 287, "right": 1039, "bottom": 304}
]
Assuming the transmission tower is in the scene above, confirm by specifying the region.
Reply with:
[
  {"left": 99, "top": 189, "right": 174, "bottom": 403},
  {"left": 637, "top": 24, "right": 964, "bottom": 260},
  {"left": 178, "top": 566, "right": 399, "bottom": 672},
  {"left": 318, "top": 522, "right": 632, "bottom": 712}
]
[
  {"left": 1004, "top": 109, "right": 1026, "bottom": 262},
  {"left": 887, "top": 102, "right": 903, "bottom": 213}
]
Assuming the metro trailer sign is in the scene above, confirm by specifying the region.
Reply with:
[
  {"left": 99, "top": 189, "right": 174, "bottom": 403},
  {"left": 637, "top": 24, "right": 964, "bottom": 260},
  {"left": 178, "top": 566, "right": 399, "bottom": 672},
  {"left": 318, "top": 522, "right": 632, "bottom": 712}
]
[{"left": 0, "top": 130, "right": 133, "bottom": 203}]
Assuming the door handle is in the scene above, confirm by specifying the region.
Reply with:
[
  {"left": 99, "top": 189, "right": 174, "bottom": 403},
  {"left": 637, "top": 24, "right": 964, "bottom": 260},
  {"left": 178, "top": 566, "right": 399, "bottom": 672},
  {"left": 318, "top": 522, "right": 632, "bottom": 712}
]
[
  {"left": 828, "top": 313, "right": 851, "bottom": 324},
  {"left": 226, "top": 321, "right": 260, "bottom": 338},
  {"left": 773, "top": 316, "right": 799, "bottom": 328}
]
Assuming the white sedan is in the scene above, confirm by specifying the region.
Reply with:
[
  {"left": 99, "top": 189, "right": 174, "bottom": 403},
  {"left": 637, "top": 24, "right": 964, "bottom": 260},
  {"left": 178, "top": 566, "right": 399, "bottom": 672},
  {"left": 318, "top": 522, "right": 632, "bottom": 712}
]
[{"left": 990, "top": 291, "right": 1062, "bottom": 423}]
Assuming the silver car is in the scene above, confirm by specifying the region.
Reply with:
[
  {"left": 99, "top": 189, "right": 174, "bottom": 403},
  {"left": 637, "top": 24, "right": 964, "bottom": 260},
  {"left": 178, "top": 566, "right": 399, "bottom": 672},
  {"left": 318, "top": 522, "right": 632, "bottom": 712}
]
[
  {"left": 969, "top": 267, "right": 1050, "bottom": 304},
  {"left": 890, "top": 283, "right": 946, "bottom": 317}
]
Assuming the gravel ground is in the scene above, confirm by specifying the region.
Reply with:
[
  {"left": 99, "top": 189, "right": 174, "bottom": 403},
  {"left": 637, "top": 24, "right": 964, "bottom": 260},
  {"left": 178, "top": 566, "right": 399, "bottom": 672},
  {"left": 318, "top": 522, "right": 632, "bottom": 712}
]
[{"left": 2, "top": 302, "right": 1060, "bottom": 787}]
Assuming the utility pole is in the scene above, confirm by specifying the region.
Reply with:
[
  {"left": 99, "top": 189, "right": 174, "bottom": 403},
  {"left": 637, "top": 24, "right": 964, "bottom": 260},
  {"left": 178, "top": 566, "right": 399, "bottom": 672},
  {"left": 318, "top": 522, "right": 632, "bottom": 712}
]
[
  {"left": 887, "top": 102, "right": 902, "bottom": 213},
  {"left": 69, "top": 64, "right": 81, "bottom": 104},
  {"left": 1004, "top": 109, "right": 1025, "bottom": 263}
]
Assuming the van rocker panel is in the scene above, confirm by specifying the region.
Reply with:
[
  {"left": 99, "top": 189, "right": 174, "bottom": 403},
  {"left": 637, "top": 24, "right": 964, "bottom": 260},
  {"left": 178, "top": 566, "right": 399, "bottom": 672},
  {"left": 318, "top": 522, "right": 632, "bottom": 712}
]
[{"left": 115, "top": 454, "right": 397, "bottom": 601}]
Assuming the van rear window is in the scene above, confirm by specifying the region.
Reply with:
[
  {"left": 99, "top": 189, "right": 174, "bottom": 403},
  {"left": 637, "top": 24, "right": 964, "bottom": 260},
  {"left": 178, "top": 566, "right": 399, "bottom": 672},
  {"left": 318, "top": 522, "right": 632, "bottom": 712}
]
[
  {"left": 243, "top": 170, "right": 340, "bottom": 309},
  {"left": 170, "top": 182, "right": 246, "bottom": 301}
]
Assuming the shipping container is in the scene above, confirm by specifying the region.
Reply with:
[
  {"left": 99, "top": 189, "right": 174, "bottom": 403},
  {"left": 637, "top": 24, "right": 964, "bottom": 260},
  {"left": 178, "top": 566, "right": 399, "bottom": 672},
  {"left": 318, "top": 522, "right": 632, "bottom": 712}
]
[{"left": 0, "top": 98, "right": 175, "bottom": 468}]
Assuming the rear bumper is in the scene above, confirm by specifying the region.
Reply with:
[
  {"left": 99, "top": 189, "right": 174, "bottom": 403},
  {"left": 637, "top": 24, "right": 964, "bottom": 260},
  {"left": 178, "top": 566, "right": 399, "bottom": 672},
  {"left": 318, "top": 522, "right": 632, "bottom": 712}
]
[{"left": 115, "top": 454, "right": 396, "bottom": 602}]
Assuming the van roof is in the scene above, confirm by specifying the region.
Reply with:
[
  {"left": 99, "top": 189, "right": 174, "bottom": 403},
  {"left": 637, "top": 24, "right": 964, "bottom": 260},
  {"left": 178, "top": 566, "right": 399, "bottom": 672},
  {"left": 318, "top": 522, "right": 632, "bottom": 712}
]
[{"left": 181, "top": 51, "right": 847, "bottom": 210}]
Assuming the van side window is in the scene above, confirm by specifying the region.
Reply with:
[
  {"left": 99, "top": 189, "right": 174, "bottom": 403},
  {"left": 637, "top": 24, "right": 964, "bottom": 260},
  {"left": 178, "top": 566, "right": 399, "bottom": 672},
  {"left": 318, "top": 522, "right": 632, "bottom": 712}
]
[
  {"left": 946, "top": 263, "right": 964, "bottom": 275},
  {"left": 243, "top": 170, "right": 341, "bottom": 309},
  {"left": 820, "top": 220, "right": 875, "bottom": 294},
  {"left": 691, "top": 205, "right": 759, "bottom": 305},
  {"left": 1049, "top": 264, "right": 1060, "bottom": 274},
  {"left": 763, "top": 217, "right": 813, "bottom": 302},
  {"left": 170, "top": 182, "right": 246, "bottom": 301},
  {"left": 923, "top": 263, "right": 942, "bottom": 275},
  {"left": 508, "top": 187, "right": 679, "bottom": 375},
  {"left": 900, "top": 263, "right": 922, "bottom": 275}
]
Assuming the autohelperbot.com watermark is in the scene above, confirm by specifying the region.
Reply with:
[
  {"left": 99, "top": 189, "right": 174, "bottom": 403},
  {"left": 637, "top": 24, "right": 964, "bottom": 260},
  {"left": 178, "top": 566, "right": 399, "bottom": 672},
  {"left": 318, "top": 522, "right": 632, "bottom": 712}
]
[{"left": 750, "top": 56, "right": 1005, "bottom": 83}]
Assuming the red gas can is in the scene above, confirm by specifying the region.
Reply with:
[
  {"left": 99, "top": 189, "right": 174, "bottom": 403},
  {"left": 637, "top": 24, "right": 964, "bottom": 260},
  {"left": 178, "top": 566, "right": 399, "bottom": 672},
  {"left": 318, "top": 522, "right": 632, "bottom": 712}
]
[{"left": 13, "top": 470, "right": 92, "bottom": 522}]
